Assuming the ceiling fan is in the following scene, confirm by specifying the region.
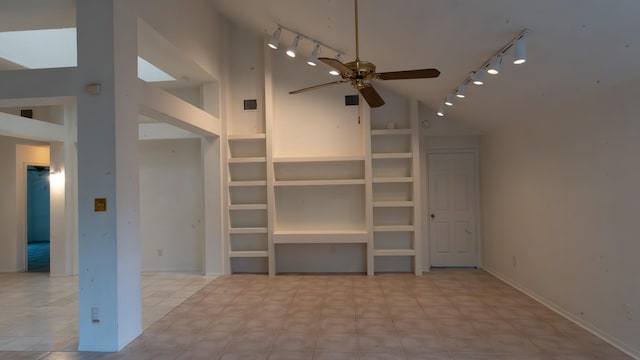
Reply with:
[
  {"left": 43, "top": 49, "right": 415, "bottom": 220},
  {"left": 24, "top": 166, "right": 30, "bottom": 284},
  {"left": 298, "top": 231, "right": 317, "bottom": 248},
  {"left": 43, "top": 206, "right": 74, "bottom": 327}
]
[{"left": 289, "top": 0, "right": 441, "bottom": 108}]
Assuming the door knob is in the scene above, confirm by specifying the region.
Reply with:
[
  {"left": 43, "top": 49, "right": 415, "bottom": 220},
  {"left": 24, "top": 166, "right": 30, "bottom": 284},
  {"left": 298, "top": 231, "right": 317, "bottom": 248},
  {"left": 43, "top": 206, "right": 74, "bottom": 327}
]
[{"left": 430, "top": 214, "right": 435, "bottom": 219}]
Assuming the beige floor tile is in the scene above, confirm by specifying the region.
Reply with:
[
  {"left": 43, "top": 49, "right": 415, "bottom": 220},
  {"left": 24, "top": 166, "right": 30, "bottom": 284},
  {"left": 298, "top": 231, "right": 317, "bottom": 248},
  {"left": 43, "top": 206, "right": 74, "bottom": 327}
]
[
  {"left": 314, "top": 333, "right": 357, "bottom": 352},
  {"left": 312, "top": 351, "right": 357, "bottom": 360},
  {"left": 271, "top": 332, "right": 316, "bottom": 352},
  {"left": 0, "top": 270, "right": 630, "bottom": 360},
  {"left": 357, "top": 333, "right": 403, "bottom": 353}
]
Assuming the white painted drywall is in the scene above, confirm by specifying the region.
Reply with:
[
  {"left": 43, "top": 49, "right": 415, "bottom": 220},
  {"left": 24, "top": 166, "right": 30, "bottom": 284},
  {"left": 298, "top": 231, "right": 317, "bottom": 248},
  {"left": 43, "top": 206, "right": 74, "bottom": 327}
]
[
  {"left": 139, "top": 138, "right": 203, "bottom": 273},
  {"left": 480, "top": 78, "right": 640, "bottom": 356},
  {"left": 227, "top": 23, "right": 265, "bottom": 135}
]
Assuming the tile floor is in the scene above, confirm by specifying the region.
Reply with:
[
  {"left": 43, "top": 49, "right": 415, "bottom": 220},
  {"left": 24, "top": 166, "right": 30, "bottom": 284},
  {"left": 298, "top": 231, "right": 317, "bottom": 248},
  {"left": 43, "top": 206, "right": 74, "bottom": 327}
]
[
  {"left": 0, "top": 272, "right": 216, "bottom": 352},
  {"left": 0, "top": 269, "right": 633, "bottom": 359}
]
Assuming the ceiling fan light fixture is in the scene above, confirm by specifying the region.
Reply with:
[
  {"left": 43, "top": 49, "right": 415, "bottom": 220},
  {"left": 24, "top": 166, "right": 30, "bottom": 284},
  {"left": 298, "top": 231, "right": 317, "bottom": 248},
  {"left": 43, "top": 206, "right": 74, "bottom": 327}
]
[
  {"left": 286, "top": 36, "right": 300, "bottom": 58},
  {"left": 307, "top": 44, "right": 321, "bottom": 66},
  {"left": 444, "top": 94, "right": 454, "bottom": 106},
  {"left": 455, "top": 84, "right": 467, "bottom": 98},
  {"left": 472, "top": 69, "right": 485, "bottom": 85},
  {"left": 487, "top": 56, "right": 502, "bottom": 75},
  {"left": 329, "top": 54, "right": 343, "bottom": 75},
  {"left": 513, "top": 38, "right": 526, "bottom": 64},
  {"left": 267, "top": 27, "right": 281, "bottom": 50},
  {"left": 437, "top": 103, "right": 445, "bottom": 117}
]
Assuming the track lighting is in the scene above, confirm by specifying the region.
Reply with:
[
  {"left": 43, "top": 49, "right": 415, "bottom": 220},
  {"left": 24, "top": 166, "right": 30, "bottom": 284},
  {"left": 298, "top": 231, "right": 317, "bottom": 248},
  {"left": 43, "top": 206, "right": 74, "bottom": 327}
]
[
  {"left": 267, "top": 24, "right": 344, "bottom": 70},
  {"left": 267, "top": 28, "right": 281, "bottom": 50},
  {"left": 330, "top": 54, "right": 343, "bottom": 75},
  {"left": 435, "top": 29, "right": 530, "bottom": 118},
  {"left": 307, "top": 44, "right": 320, "bottom": 66},
  {"left": 286, "top": 36, "right": 300, "bottom": 58},
  {"left": 513, "top": 38, "right": 526, "bottom": 64},
  {"left": 472, "top": 69, "right": 485, "bottom": 85},
  {"left": 487, "top": 56, "right": 502, "bottom": 75},
  {"left": 444, "top": 94, "right": 454, "bottom": 106},
  {"left": 455, "top": 84, "right": 467, "bottom": 98}
]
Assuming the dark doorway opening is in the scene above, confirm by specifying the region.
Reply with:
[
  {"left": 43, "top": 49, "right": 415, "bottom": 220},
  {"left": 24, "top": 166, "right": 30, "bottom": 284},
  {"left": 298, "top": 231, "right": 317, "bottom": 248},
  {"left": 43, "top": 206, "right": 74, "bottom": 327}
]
[{"left": 27, "top": 165, "right": 50, "bottom": 272}]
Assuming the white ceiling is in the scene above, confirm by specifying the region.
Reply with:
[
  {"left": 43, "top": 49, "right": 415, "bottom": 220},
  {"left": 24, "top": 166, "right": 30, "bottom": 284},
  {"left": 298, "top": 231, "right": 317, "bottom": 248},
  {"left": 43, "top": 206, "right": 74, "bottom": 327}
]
[{"left": 211, "top": 0, "right": 640, "bottom": 132}]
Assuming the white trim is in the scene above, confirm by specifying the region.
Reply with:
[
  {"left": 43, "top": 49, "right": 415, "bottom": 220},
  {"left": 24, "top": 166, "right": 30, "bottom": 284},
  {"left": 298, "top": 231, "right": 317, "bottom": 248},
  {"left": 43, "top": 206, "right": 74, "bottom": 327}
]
[{"left": 483, "top": 266, "right": 640, "bottom": 360}]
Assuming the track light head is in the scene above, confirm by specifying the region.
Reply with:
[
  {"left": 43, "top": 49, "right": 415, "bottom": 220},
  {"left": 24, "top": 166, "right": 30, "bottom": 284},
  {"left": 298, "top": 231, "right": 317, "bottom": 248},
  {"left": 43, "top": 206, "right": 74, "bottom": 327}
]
[
  {"left": 307, "top": 44, "right": 320, "bottom": 66},
  {"left": 487, "top": 56, "right": 502, "bottom": 75},
  {"left": 268, "top": 28, "right": 281, "bottom": 50},
  {"left": 513, "top": 38, "right": 526, "bottom": 64},
  {"left": 329, "top": 54, "right": 342, "bottom": 75},
  {"left": 444, "top": 94, "right": 454, "bottom": 106},
  {"left": 472, "top": 69, "right": 486, "bottom": 85},
  {"left": 455, "top": 84, "right": 467, "bottom": 98},
  {"left": 437, "top": 103, "right": 445, "bottom": 117},
  {"left": 286, "top": 36, "right": 300, "bottom": 58}
]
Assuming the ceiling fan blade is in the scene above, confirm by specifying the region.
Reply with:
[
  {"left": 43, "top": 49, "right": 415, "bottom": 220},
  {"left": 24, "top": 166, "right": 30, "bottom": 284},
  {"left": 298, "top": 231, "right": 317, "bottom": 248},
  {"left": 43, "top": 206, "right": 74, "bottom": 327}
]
[
  {"left": 377, "top": 68, "right": 441, "bottom": 80},
  {"left": 319, "top": 57, "right": 354, "bottom": 76},
  {"left": 359, "top": 84, "right": 385, "bottom": 108},
  {"left": 289, "top": 80, "right": 348, "bottom": 95}
]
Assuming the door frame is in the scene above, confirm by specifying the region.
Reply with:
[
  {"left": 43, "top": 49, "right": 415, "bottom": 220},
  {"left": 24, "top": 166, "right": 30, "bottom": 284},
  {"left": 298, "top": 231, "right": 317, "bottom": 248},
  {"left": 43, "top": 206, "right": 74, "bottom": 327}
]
[
  {"left": 21, "top": 161, "right": 51, "bottom": 272},
  {"left": 424, "top": 148, "right": 483, "bottom": 270}
]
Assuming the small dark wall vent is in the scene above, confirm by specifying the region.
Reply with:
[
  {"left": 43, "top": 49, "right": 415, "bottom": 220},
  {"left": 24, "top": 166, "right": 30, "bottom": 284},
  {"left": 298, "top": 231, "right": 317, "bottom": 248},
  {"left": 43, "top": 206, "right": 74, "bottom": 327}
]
[
  {"left": 21, "top": 109, "right": 34, "bottom": 118},
  {"left": 243, "top": 99, "right": 258, "bottom": 111},
  {"left": 345, "top": 95, "right": 359, "bottom": 106}
]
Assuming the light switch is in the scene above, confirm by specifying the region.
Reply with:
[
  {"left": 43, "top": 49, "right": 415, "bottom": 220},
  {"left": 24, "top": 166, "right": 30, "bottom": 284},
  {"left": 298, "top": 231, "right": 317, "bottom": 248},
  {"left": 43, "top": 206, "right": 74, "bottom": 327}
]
[{"left": 94, "top": 198, "right": 107, "bottom": 212}]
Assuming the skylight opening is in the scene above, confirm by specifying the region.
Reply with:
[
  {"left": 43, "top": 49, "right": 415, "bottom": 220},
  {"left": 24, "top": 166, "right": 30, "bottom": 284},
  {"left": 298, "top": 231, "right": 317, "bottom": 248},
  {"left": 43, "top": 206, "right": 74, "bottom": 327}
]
[
  {"left": 137, "top": 57, "right": 175, "bottom": 82},
  {"left": 0, "top": 28, "right": 77, "bottom": 69},
  {"left": 0, "top": 28, "right": 175, "bottom": 83}
]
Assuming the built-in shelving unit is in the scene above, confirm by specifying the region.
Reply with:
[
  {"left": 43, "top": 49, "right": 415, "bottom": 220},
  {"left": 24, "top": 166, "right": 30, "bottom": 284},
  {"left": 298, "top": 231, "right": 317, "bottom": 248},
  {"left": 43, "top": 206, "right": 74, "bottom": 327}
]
[
  {"left": 225, "top": 99, "right": 423, "bottom": 275},
  {"left": 224, "top": 47, "right": 422, "bottom": 275},
  {"left": 271, "top": 156, "right": 367, "bottom": 252},
  {"left": 366, "top": 100, "right": 422, "bottom": 275},
  {"left": 226, "top": 133, "right": 270, "bottom": 272}
]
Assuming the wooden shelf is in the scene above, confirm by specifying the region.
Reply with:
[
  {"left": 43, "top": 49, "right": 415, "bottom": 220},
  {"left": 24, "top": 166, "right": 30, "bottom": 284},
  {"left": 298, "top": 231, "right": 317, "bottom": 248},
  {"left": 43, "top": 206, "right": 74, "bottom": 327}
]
[
  {"left": 274, "top": 179, "right": 365, "bottom": 186},
  {"left": 229, "top": 227, "right": 268, "bottom": 234},
  {"left": 228, "top": 157, "right": 266, "bottom": 163},
  {"left": 373, "top": 225, "right": 415, "bottom": 232},
  {"left": 229, "top": 180, "right": 267, "bottom": 187},
  {"left": 373, "top": 177, "right": 413, "bottom": 183},
  {"left": 229, "top": 204, "right": 267, "bottom": 210},
  {"left": 229, "top": 250, "right": 269, "bottom": 258},
  {"left": 373, "top": 249, "right": 416, "bottom": 257},
  {"left": 373, "top": 201, "right": 414, "bottom": 208},
  {"left": 273, "top": 156, "right": 364, "bottom": 163},
  {"left": 273, "top": 229, "right": 368, "bottom": 244},
  {"left": 372, "top": 153, "right": 412, "bottom": 159},
  {"left": 227, "top": 134, "right": 266, "bottom": 140}
]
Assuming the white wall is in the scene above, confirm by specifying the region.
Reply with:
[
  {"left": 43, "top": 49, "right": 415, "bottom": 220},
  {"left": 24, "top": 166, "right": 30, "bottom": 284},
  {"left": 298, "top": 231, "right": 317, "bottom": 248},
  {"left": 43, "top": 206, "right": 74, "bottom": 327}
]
[
  {"left": 132, "top": 0, "right": 223, "bottom": 80},
  {"left": 272, "top": 44, "right": 360, "bottom": 158},
  {"left": 480, "top": 78, "right": 640, "bottom": 356},
  {"left": 139, "top": 138, "right": 203, "bottom": 273}
]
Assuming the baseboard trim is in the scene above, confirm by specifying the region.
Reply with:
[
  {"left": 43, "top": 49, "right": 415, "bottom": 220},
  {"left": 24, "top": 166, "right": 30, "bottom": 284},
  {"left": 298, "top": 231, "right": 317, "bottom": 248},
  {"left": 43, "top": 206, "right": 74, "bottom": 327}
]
[{"left": 482, "top": 266, "right": 639, "bottom": 360}]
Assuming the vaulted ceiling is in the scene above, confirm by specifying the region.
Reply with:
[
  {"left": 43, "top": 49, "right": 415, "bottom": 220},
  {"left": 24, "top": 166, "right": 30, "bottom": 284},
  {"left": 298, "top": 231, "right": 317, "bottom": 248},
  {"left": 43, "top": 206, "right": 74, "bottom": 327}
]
[{"left": 211, "top": 0, "right": 640, "bottom": 132}]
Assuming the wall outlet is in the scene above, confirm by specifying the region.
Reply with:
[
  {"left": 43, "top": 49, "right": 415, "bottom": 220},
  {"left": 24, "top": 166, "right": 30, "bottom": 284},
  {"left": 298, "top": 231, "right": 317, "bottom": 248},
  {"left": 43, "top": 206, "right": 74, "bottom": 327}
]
[
  {"left": 91, "top": 307, "right": 100, "bottom": 323},
  {"left": 512, "top": 255, "right": 517, "bottom": 267},
  {"left": 624, "top": 304, "right": 632, "bottom": 320},
  {"left": 157, "top": 249, "right": 163, "bottom": 256}
]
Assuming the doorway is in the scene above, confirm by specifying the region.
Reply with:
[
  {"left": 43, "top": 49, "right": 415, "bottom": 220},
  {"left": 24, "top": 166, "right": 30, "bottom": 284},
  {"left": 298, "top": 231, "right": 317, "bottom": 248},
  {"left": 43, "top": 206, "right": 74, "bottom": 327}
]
[
  {"left": 26, "top": 165, "right": 50, "bottom": 272},
  {"left": 428, "top": 152, "right": 479, "bottom": 267}
]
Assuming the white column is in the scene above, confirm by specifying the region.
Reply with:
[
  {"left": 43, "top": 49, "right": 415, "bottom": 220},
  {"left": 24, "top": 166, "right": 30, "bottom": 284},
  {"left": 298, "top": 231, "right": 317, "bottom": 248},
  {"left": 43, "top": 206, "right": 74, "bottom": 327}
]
[
  {"left": 76, "top": 0, "right": 141, "bottom": 351},
  {"left": 201, "top": 82, "right": 225, "bottom": 275},
  {"left": 49, "top": 104, "right": 78, "bottom": 276}
]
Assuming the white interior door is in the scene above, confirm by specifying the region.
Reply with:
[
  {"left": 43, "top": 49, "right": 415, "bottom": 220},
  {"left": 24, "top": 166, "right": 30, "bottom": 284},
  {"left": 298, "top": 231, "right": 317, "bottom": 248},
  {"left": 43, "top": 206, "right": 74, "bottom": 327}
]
[{"left": 428, "top": 152, "right": 478, "bottom": 267}]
